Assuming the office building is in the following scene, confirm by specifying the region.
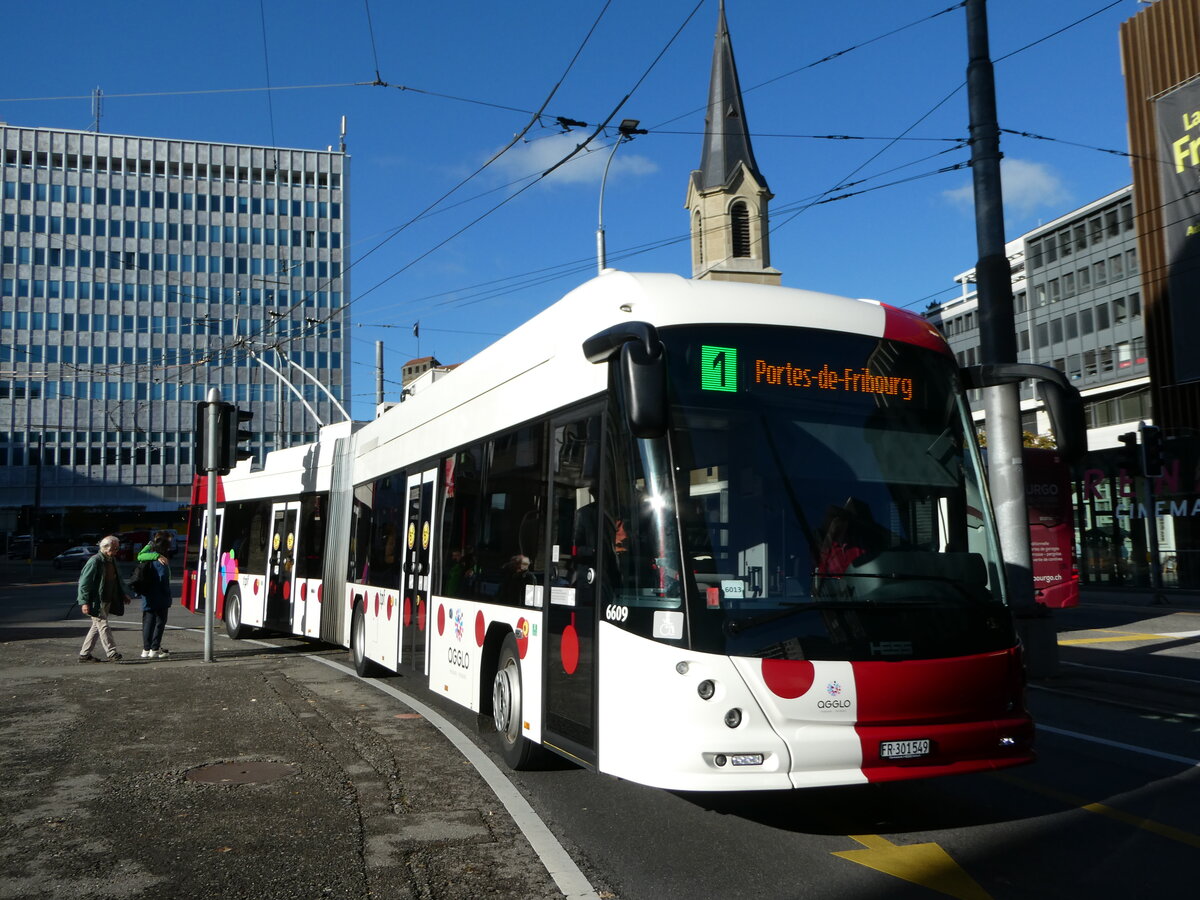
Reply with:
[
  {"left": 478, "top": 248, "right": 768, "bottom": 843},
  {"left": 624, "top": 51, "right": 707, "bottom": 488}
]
[
  {"left": 0, "top": 124, "right": 350, "bottom": 541},
  {"left": 927, "top": 186, "right": 1154, "bottom": 586},
  {"left": 927, "top": 186, "right": 1146, "bottom": 447}
]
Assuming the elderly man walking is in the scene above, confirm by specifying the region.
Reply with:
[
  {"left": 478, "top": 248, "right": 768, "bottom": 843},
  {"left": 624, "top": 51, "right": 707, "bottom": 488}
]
[{"left": 77, "top": 535, "right": 137, "bottom": 663}]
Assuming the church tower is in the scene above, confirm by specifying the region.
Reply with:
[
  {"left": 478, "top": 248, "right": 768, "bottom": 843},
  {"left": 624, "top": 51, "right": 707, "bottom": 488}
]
[{"left": 685, "top": 1, "right": 781, "bottom": 284}]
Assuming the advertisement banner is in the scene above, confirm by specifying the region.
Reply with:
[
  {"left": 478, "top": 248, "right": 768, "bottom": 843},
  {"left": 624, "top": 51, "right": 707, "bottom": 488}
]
[{"left": 1156, "top": 77, "right": 1200, "bottom": 383}]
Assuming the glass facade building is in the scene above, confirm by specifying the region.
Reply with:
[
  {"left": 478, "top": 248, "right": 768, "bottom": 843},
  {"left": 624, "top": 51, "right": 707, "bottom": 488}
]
[{"left": 0, "top": 125, "right": 350, "bottom": 538}]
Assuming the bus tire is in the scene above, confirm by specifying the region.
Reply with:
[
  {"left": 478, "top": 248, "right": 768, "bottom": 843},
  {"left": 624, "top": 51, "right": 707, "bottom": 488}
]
[
  {"left": 350, "top": 603, "right": 378, "bottom": 677},
  {"left": 224, "top": 587, "right": 248, "bottom": 640},
  {"left": 492, "top": 633, "right": 542, "bottom": 770}
]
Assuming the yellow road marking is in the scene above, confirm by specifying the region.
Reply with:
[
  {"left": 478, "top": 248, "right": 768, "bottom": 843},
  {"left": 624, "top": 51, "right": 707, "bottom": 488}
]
[
  {"left": 1058, "top": 631, "right": 1172, "bottom": 645},
  {"left": 831, "top": 834, "right": 991, "bottom": 899},
  {"left": 994, "top": 773, "right": 1200, "bottom": 850}
]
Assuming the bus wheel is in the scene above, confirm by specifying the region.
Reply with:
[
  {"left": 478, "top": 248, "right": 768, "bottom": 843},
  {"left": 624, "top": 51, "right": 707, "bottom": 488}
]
[
  {"left": 492, "top": 633, "right": 542, "bottom": 770},
  {"left": 224, "top": 588, "right": 248, "bottom": 640},
  {"left": 350, "top": 604, "right": 377, "bottom": 677}
]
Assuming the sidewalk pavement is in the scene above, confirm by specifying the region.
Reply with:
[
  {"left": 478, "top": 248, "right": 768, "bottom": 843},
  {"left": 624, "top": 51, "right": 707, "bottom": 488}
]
[{"left": 0, "top": 613, "right": 566, "bottom": 900}]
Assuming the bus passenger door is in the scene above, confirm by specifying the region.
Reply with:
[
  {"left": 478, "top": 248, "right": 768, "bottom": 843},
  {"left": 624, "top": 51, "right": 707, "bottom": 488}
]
[
  {"left": 266, "top": 502, "right": 300, "bottom": 632},
  {"left": 188, "top": 508, "right": 223, "bottom": 614},
  {"left": 543, "top": 410, "right": 601, "bottom": 765},
  {"left": 401, "top": 468, "right": 438, "bottom": 675}
]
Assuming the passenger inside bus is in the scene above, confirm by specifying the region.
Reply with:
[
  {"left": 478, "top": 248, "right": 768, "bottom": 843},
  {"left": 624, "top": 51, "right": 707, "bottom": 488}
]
[{"left": 499, "top": 554, "right": 535, "bottom": 604}]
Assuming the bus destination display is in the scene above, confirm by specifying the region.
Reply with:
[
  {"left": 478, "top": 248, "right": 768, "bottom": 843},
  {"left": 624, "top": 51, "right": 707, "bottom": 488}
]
[{"left": 699, "top": 343, "right": 914, "bottom": 402}]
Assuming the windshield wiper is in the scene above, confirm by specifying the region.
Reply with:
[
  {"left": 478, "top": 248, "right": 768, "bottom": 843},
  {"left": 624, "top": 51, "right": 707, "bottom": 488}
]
[{"left": 726, "top": 602, "right": 868, "bottom": 635}]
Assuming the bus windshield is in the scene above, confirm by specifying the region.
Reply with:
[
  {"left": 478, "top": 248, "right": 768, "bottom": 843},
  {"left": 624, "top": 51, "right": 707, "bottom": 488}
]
[{"left": 654, "top": 324, "right": 1010, "bottom": 661}]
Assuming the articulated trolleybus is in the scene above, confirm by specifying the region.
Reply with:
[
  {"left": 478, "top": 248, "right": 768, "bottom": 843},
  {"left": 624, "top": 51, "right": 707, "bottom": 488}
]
[{"left": 182, "top": 271, "right": 1082, "bottom": 792}]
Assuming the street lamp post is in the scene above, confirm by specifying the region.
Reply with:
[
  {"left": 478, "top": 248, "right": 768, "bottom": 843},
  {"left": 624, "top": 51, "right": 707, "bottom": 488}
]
[{"left": 596, "top": 118, "right": 646, "bottom": 275}]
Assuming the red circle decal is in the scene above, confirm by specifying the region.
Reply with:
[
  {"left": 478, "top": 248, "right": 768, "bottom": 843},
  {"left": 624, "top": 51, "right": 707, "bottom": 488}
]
[
  {"left": 561, "top": 613, "right": 579, "bottom": 675},
  {"left": 300, "top": 581, "right": 307, "bottom": 601},
  {"left": 418, "top": 598, "right": 427, "bottom": 631},
  {"left": 436, "top": 603, "right": 445, "bottom": 636},
  {"left": 317, "top": 583, "right": 323, "bottom": 604},
  {"left": 474, "top": 610, "right": 486, "bottom": 647},
  {"left": 404, "top": 596, "right": 413, "bottom": 627},
  {"left": 283, "top": 580, "right": 291, "bottom": 601},
  {"left": 374, "top": 593, "right": 380, "bottom": 616},
  {"left": 761, "top": 659, "right": 815, "bottom": 699}
]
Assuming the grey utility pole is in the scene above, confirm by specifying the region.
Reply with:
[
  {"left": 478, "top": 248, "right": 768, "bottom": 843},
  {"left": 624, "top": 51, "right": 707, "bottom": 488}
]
[{"left": 965, "top": 0, "right": 1057, "bottom": 676}]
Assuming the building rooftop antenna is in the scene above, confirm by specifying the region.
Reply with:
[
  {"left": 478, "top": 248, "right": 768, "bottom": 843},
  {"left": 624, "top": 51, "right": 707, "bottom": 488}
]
[{"left": 90, "top": 87, "right": 102, "bottom": 133}]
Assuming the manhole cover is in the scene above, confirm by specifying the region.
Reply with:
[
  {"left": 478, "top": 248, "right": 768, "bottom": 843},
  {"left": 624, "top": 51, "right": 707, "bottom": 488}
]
[{"left": 186, "top": 762, "right": 299, "bottom": 784}]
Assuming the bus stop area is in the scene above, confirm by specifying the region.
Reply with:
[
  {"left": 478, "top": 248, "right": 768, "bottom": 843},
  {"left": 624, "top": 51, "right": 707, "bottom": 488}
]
[{"left": 0, "top": 594, "right": 567, "bottom": 900}]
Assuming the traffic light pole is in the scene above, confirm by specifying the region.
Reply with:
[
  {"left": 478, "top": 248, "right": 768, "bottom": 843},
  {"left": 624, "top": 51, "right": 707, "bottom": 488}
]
[{"left": 204, "top": 388, "right": 220, "bottom": 663}]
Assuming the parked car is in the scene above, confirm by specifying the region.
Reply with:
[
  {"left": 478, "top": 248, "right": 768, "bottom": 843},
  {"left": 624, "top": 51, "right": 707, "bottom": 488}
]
[{"left": 52, "top": 545, "right": 99, "bottom": 571}]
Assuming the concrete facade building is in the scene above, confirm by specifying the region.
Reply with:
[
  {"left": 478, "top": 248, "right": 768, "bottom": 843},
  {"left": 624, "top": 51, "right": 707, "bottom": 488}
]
[
  {"left": 927, "top": 186, "right": 1147, "bottom": 448},
  {"left": 0, "top": 124, "right": 350, "bottom": 539},
  {"left": 926, "top": 185, "right": 1156, "bottom": 586}
]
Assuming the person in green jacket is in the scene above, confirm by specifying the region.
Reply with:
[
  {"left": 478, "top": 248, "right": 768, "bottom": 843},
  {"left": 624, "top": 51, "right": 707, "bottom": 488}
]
[
  {"left": 78, "top": 534, "right": 138, "bottom": 663},
  {"left": 135, "top": 531, "right": 174, "bottom": 659}
]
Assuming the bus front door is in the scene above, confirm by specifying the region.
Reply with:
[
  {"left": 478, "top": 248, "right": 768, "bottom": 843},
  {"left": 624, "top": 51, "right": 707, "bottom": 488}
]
[
  {"left": 266, "top": 502, "right": 300, "bottom": 631},
  {"left": 400, "top": 468, "right": 437, "bottom": 675},
  {"left": 543, "top": 411, "right": 601, "bottom": 766}
]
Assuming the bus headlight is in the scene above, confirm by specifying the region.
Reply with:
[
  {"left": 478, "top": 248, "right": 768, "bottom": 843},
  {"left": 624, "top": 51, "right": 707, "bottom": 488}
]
[
  {"left": 724, "top": 708, "right": 742, "bottom": 728},
  {"left": 697, "top": 679, "right": 715, "bottom": 700}
]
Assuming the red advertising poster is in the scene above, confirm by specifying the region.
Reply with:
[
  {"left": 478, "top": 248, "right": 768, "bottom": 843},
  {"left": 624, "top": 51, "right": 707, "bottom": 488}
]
[{"left": 1024, "top": 448, "right": 1079, "bottom": 608}]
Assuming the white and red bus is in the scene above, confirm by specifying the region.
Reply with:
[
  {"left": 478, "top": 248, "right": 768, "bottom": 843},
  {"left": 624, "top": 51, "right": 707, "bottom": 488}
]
[{"left": 181, "top": 271, "right": 1082, "bottom": 791}]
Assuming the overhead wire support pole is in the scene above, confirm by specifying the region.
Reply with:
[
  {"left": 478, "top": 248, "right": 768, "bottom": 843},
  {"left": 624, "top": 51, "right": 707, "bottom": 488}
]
[{"left": 964, "top": 0, "right": 1055, "bottom": 677}]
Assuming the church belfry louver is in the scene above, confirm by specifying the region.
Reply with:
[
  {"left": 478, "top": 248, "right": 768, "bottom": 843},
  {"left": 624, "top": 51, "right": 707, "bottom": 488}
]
[{"left": 685, "top": 1, "right": 781, "bottom": 285}]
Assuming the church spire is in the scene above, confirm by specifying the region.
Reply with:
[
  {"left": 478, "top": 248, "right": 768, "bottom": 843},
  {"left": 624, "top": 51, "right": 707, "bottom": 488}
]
[
  {"left": 697, "top": 0, "right": 766, "bottom": 192},
  {"left": 685, "top": 1, "right": 780, "bottom": 284}
]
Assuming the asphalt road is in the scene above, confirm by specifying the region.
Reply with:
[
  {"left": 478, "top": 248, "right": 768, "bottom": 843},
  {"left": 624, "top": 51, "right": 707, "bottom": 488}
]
[{"left": 2, "top": 570, "right": 1197, "bottom": 899}]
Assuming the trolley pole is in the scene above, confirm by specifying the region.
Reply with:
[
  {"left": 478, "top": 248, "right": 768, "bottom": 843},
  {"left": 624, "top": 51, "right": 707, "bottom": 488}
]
[
  {"left": 965, "top": 0, "right": 1057, "bottom": 676},
  {"left": 204, "top": 387, "right": 221, "bottom": 663}
]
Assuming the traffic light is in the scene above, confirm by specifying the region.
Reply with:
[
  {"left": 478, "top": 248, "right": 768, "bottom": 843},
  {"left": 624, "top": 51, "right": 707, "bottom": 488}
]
[
  {"left": 194, "top": 401, "right": 213, "bottom": 475},
  {"left": 1117, "top": 431, "right": 1140, "bottom": 476},
  {"left": 1141, "top": 424, "right": 1164, "bottom": 478},
  {"left": 218, "top": 403, "right": 254, "bottom": 473}
]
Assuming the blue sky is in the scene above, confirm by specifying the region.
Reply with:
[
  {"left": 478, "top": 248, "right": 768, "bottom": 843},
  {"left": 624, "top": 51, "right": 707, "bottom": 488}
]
[{"left": 0, "top": 0, "right": 1138, "bottom": 419}]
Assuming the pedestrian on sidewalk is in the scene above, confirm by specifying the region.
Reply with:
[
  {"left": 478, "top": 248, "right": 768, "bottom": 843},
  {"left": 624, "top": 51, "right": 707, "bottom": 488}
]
[
  {"left": 136, "top": 531, "right": 173, "bottom": 659},
  {"left": 77, "top": 535, "right": 137, "bottom": 663}
]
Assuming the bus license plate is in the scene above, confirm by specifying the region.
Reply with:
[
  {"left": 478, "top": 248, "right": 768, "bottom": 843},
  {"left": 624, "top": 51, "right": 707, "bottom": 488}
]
[{"left": 880, "top": 739, "right": 930, "bottom": 760}]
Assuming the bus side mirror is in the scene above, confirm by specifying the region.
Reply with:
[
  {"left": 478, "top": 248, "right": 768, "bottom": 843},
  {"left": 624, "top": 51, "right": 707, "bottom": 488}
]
[
  {"left": 583, "top": 321, "right": 668, "bottom": 439},
  {"left": 961, "top": 363, "right": 1087, "bottom": 463},
  {"left": 620, "top": 340, "right": 667, "bottom": 438}
]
